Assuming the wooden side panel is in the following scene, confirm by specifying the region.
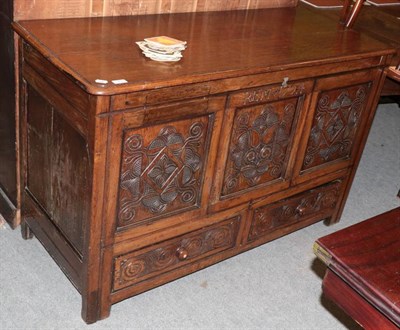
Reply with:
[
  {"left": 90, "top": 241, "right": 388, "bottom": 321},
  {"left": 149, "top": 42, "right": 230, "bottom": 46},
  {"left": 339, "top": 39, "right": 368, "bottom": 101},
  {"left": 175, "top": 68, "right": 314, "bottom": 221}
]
[
  {"left": 26, "top": 85, "right": 90, "bottom": 254},
  {"left": 0, "top": 2, "right": 18, "bottom": 226},
  {"left": 323, "top": 270, "right": 399, "bottom": 330},
  {"left": 14, "top": 0, "right": 298, "bottom": 20}
]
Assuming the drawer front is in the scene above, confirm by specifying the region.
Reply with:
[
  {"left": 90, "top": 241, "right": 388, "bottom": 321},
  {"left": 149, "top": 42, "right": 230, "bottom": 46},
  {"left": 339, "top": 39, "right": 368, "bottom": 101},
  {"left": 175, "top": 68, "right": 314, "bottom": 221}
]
[
  {"left": 248, "top": 180, "right": 344, "bottom": 242},
  {"left": 113, "top": 216, "right": 240, "bottom": 291}
]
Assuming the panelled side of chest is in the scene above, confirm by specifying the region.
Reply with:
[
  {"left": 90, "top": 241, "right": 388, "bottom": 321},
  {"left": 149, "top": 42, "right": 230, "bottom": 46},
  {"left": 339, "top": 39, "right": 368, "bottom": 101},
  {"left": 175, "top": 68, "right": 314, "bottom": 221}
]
[{"left": 18, "top": 40, "right": 105, "bottom": 294}]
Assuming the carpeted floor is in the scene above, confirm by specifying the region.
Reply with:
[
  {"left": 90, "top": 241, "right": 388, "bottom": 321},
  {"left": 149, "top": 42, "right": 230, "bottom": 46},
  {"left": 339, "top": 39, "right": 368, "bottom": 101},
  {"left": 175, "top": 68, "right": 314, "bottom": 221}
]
[{"left": 1, "top": 102, "right": 399, "bottom": 330}]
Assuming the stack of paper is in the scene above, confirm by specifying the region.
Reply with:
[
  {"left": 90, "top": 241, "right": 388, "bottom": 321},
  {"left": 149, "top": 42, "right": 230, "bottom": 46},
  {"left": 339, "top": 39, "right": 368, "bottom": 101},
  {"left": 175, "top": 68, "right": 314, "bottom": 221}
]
[{"left": 136, "top": 36, "right": 187, "bottom": 62}]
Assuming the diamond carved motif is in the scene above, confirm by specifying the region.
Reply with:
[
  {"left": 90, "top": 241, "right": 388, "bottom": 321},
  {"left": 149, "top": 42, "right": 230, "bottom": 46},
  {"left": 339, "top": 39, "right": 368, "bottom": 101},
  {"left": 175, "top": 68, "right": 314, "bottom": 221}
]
[
  {"left": 222, "top": 99, "right": 298, "bottom": 196},
  {"left": 117, "top": 118, "right": 209, "bottom": 228},
  {"left": 148, "top": 154, "right": 178, "bottom": 189},
  {"left": 303, "top": 84, "right": 370, "bottom": 170}
]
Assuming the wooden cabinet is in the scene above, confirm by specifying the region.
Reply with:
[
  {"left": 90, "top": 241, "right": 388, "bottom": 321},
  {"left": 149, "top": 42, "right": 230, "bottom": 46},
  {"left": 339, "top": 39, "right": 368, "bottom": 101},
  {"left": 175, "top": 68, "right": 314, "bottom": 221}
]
[
  {"left": 13, "top": 5, "right": 394, "bottom": 323},
  {"left": 0, "top": 0, "right": 297, "bottom": 227}
]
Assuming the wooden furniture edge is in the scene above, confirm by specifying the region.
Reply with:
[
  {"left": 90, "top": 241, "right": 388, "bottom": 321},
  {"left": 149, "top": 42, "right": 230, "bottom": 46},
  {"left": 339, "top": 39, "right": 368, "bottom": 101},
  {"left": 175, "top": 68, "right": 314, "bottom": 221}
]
[
  {"left": 0, "top": 187, "right": 17, "bottom": 228},
  {"left": 322, "top": 269, "right": 398, "bottom": 329},
  {"left": 11, "top": 17, "right": 396, "bottom": 96},
  {"left": 315, "top": 208, "right": 400, "bottom": 328}
]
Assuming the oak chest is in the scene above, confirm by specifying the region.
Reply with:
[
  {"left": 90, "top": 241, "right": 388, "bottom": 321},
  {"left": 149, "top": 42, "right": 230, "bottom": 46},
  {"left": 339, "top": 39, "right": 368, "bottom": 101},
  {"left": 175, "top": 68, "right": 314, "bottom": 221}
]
[{"left": 13, "top": 5, "right": 394, "bottom": 323}]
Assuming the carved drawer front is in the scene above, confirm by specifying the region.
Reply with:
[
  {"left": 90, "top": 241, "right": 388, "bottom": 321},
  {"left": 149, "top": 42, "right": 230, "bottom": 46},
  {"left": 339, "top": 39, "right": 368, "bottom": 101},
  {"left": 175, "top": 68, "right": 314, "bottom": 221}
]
[
  {"left": 210, "top": 80, "right": 313, "bottom": 211},
  {"left": 248, "top": 180, "right": 344, "bottom": 242},
  {"left": 113, "top": 216, "right": 240, "bottom": 291}
]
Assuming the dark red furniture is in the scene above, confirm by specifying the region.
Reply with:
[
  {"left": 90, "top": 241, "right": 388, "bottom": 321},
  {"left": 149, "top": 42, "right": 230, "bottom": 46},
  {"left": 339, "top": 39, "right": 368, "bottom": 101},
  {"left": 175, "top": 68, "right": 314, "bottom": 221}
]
[{"left": 315, "top": 208, "right": 400, "bottom": 329}]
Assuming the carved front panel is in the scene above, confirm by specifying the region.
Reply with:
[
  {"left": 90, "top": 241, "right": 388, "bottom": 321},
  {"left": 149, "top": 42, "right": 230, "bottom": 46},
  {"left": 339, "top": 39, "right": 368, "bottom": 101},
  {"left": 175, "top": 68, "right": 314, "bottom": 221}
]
[
  {"left": 117, "top": 115, "right": 211, "bottom": 228},
  {"left": 113, "top": 217, "right": 240, "bottom": 291},
  {"left": 302, "top": 83, "right": 371, "bottom": 171},
  {"left": 222, "top": 98, "right": 298, "bottom": 197},
  {"left": 248, "top": 180, "right": 343, "bottom": 242}
]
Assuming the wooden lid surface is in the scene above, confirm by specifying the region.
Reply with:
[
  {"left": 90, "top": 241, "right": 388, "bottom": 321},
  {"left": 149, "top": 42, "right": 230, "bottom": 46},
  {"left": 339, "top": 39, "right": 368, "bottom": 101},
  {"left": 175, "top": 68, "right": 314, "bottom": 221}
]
[{"left": 13, "top": 5, "right": 394, "bottom": 94}]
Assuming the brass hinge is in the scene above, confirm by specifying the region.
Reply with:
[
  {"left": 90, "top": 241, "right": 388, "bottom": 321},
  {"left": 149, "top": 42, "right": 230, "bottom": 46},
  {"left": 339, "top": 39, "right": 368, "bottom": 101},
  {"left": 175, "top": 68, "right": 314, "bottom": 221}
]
[{"left": 313, "top": 242, "right": 332, "bottom": 266}]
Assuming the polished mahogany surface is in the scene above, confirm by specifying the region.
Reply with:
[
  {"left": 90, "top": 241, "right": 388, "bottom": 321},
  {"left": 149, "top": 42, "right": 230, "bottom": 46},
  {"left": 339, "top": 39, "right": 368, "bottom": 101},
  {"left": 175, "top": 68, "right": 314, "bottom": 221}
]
[
  {"left": 305, "top": 4, "right": 400, "bottom": 63},
  {"left": 13, "top": 5, "right": 393, "bottom": 95},
  {"left": 315, "top": 207, "right": 400, "bottom": 327}
]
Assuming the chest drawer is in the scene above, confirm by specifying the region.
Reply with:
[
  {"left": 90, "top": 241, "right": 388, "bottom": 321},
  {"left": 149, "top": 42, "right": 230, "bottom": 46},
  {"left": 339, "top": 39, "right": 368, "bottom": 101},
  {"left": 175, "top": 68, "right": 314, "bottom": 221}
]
[
  {"left": 248, "top": 179, "right": 345, "bottom": 242},
  {"left": 113, "top": 216, "right": 240, "bottom": 291}
]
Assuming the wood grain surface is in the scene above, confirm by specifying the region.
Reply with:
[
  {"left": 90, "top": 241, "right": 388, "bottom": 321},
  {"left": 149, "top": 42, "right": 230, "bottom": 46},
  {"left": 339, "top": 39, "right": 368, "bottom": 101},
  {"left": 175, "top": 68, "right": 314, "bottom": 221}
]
[
  {"left": 14, "top": 0, "right": 298, "bottom": 20},
  {"left": 315, "top": 207, "right": 400, "bottom": 327},
  {"left": 13, "top": 6, "right": 393, "bottom": 95},
  {"left": 14, "top": 4, "right": 394, "bottom": 323}
]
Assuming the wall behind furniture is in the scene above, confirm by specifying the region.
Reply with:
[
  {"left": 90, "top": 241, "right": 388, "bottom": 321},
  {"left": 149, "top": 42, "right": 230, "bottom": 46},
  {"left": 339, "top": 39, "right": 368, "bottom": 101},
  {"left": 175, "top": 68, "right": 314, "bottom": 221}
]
[{"left": 14, "top": 0, "right": 297, "bottom": 20}]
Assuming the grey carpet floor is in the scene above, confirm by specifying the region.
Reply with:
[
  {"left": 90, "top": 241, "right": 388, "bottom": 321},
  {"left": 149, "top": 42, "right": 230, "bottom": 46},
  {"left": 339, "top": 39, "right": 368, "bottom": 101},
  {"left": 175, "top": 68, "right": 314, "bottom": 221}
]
[{"left": 1, "top": 102, "right": 399, "bottom": 330}]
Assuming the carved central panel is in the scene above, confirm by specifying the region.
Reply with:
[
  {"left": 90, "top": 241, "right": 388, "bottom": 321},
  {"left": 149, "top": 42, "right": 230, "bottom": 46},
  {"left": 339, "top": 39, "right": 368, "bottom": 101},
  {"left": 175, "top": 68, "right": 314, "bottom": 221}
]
[
  {"left": 117, "top": 116, "right": 210, "bottom": 228},
  {"left": 222, "top": 99, "right": 298, "bottom": 197},
  {"left": 302, "top": 83, "right": 370, "bottom": 171}
]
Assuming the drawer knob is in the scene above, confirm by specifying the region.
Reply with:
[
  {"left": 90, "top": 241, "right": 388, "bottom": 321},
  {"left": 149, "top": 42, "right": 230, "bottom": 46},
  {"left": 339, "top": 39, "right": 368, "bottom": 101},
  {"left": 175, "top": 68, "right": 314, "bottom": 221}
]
[
  {"left": 296, "top": 206, "right": 306, "bottom": 216},
  {"left": 176, "top": 247, "right": 189, "bottom": 261}
]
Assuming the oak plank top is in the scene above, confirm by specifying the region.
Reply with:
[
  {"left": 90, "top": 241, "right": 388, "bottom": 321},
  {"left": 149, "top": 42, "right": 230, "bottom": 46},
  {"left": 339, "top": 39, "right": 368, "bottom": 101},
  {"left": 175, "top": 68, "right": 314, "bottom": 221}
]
[
  {"left": 315, "top": 207, "right": 400, "bottom": 327},
  {"left": 13, "top": 5, "right": 394, "bottom": 95}
]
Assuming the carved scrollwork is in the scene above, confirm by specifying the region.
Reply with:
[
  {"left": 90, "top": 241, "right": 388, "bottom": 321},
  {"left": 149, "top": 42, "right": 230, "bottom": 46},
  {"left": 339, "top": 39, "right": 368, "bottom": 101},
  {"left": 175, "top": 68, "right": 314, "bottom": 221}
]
[
  {"left": 248, "top": 181, "right": 343, "bottom": 241},
  {"left": 117, "top": 118, "right": 209, "bottom": 228},
  {"left": 114, "top": 218, "right": 240, "bottom": 291},
  {"left": 244, "top": 83, "right": 306, "bottom": 105},
  {"left": 222, "top": 99, "right": 298, "bottom": 196},
  {"left": 303, "top": 84, "right": 370, "bottom": 170}
]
